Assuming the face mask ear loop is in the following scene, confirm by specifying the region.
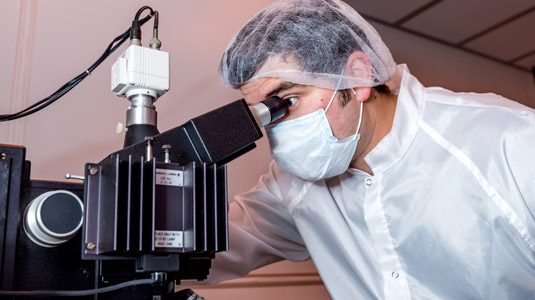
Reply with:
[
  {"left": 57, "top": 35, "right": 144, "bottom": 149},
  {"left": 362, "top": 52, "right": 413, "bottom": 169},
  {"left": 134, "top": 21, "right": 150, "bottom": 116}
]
[
  {"left": 351, "top": 88, "right": 364, "bottom": 138},
  {"left": 325, "top": 90, "right": 338, "bottom": 113},
  {"left": 356, "top": 101, "right": 364, "bottom": 135},
  {"left": 325, "top": 67, "right": 346, "bottom": 113}
]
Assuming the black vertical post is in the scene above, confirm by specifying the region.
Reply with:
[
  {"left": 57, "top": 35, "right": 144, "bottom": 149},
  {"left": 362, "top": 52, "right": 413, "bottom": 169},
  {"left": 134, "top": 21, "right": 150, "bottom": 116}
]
[{"left": 0, "top": 145, "right": 26, "bottom": 290}]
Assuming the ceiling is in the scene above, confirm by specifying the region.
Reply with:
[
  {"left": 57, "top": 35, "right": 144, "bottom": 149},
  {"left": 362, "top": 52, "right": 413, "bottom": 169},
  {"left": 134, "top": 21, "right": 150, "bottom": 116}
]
[{"left": 346, "top": 0, "right": 535, "bottom": 73}]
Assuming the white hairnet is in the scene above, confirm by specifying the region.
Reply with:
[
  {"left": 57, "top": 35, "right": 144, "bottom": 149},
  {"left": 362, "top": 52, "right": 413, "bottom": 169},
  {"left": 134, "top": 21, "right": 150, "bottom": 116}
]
[{"left": 219, "top": 0, "right": 396, "bottom": 90}]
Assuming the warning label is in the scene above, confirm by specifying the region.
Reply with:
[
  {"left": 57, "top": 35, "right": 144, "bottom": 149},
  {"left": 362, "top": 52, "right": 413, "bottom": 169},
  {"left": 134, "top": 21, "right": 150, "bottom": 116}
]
[
  {"left": 155, "top": 169, "right": 183, "bottom": 187},
  {"left": 155, "top": 230, "right": 183, "bottom": 248}
]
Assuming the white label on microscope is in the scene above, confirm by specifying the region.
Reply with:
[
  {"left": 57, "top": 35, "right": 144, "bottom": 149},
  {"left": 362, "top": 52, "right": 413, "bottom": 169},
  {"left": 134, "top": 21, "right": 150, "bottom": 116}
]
[
  {"left": 155, "top": 169, "right": 183, "bottom": 186},
  {"left": 155, "top": 230, "right": 183, "bottom": 248}
]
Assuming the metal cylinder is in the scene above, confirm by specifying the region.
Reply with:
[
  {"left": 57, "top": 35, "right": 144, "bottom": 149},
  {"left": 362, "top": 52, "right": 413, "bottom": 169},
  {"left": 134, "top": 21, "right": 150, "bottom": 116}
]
[
  {"left": 249, "top": 102, "right": 272, "bottom": 128},
  {"left": 248, "top": 96, "right": 287, "bottom": 128},
  {"left": 126, "top": 94, "right": 157, "bottom": 126},
  {"left": 23, "top": 190, "right": 84, "bottom": 248}
]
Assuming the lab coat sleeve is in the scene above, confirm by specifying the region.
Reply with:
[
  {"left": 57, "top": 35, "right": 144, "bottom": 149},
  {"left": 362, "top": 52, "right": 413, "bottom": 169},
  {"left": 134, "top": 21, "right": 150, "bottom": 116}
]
[
  {"left": 202, "top": 161, "right": 310, "bottom": 284},
  {"left": 502, "top": 108, "right": 535, "bottom": 239}
]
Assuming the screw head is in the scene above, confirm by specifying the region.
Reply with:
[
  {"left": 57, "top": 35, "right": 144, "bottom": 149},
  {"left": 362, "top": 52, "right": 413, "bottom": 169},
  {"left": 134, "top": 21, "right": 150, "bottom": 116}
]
[
  {"left": 1, "top": 153, "right": 6, "bottom": 160},
  {"left": 89, "top": 167, "right": 98, "bottom": 176},
  {"left": 162, "top": 144, "right": 172, "bottom": 150},
  {"left": 87, "top": 242, "right": 96, "bottom": 250}
]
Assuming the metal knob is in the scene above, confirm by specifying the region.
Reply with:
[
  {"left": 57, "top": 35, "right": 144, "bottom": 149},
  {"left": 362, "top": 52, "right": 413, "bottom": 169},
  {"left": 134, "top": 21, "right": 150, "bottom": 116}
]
[
  {"left": 145, "top": 136, "right": 154, "bottom": 162},
  {"left": 162, "top": 144, "right": 172, "bottom": 163},
  {"left": 23, "top": 190, "right": 84, "bottom": 248},
  {"left": 65, "top": 173, "right": 85, "bottom": 181}
]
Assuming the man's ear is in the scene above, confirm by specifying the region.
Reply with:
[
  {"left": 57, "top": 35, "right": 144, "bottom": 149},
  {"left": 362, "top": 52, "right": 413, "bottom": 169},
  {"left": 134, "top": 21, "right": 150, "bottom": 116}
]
[
  {"left": 353, "top": 86, "right": 371, "bottom": 102},
  {"left": 347, "top": 51, "right": 372, "bottom": 102},
  {"left": 346, "top": 51, "right": 371, "bottom": 80}
]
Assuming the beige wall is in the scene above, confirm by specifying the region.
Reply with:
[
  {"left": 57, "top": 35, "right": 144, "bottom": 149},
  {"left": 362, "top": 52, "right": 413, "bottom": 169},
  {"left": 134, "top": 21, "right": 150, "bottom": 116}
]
[
  {"left": 371, "top": 21, "right": 535, "bottom": 107},
  {"left": 1, "top": 1, "right": 533, "bottom": 299}
]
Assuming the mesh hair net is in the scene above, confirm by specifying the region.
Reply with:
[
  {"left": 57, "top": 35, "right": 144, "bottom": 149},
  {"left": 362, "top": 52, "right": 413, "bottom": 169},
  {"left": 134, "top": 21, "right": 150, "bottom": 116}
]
[{"left": 219, "top": 0, "right": 396, "bottom": 90}]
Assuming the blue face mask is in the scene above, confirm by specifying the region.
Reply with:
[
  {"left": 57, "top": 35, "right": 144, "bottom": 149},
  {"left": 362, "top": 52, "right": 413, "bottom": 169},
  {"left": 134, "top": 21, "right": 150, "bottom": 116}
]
[{"left": 265, "top": 90, "right": 363, "bottom": 181}]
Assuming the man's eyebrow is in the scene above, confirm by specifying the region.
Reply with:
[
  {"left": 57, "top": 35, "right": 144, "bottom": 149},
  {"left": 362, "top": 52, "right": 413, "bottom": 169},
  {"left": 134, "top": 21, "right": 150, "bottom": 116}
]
[{"left": 266, "top": 82, "right": 300, "bottom": 98}]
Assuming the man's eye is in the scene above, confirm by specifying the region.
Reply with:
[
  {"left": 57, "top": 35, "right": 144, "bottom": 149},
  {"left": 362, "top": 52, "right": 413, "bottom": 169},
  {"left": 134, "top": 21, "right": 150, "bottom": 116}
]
[{"left": 285, "top": 97, "right": 299, "bottom": 107}]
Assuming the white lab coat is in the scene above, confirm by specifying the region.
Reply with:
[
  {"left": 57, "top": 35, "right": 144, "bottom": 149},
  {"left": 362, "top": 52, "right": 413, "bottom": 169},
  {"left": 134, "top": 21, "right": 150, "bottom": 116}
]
[{"left": 206, "top": 65, "right": 535, "bottom": 299}]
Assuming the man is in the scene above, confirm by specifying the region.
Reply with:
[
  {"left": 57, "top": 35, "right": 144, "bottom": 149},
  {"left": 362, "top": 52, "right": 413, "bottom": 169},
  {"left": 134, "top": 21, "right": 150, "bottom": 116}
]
[{"left": 204, "top": 0, "right": 535, "bottom": 299}]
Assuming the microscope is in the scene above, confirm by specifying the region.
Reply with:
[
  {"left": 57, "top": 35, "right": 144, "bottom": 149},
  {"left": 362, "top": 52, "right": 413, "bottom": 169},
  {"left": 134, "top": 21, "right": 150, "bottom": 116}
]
[{"left": 0, "top": 6, "right": 286, "bottom": 299}]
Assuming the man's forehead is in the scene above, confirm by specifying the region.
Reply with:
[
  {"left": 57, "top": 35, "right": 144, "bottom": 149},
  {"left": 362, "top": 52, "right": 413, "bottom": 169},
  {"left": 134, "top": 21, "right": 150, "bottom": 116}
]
[
  {"left": 240, "top": 77, "right": 288, "bottom": 104},
  {"left": 239, "top": 55, "right": 305, "bottom": 101}
]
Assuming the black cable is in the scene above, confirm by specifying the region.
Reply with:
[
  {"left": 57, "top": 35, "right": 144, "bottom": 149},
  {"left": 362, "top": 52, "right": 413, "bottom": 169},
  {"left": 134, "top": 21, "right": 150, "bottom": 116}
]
[
  {"left": 131, "top": 6, "right": 153, "bottom": 41},
  {"left": 0, "top": 7, "right": 154, "bottom": 122},
  {"left": 0, "top": 278, "right": 153, "bottom": 297},
  {"left": 135, "top": 6, "right": 154, "bottom": 22},
  {"left": 153, "top": 10, "right": 159, "bottom": 29}
]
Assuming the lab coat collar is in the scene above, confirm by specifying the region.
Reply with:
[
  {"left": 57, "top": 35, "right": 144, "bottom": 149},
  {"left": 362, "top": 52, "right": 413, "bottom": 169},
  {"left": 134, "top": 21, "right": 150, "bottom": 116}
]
[{"left": 362, "top": 64, "right": 426, "bottom": 175}]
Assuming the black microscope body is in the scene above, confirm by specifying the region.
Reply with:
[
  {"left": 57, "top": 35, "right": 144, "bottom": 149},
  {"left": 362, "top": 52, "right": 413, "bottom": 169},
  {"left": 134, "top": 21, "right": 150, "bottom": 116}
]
[{"left": 0, "top": 99, "right": 265, "bottom": 299}]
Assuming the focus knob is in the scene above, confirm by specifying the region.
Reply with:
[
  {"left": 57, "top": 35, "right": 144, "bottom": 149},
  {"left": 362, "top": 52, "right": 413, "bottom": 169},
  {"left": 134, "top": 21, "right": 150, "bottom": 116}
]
[{"left": 23, "top": 190, "right": 84, "bottom": 247}]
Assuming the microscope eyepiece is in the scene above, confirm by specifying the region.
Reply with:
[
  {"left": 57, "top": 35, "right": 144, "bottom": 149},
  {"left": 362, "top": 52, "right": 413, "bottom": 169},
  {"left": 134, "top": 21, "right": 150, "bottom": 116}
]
[{"left": 249, "top": 96, "right": 287, "bottom": 128}]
